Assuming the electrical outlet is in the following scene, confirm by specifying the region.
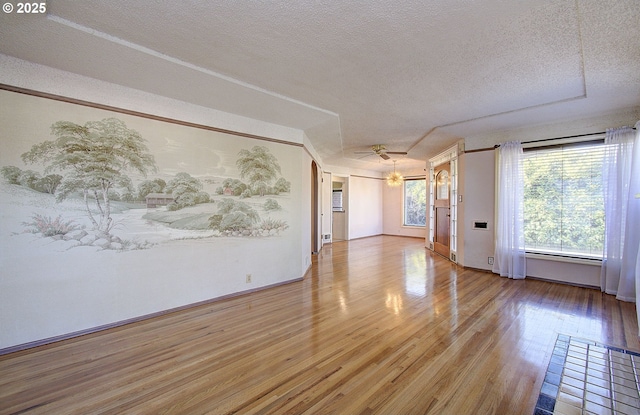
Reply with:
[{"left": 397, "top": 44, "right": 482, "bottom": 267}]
[
  {"left": 246, "top": 274, "right": 252, "bottom": 283},
  {"left": 488, "top": 257, "right": 494, "bottom": 265}
]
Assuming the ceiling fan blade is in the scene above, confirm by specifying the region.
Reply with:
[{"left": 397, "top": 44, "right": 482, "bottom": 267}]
[
  {"left": 379, "top": 153, "right": 391, "bottom": 160},
  {"left": 386, "top": 151, "right": 408, "bottom": 155}
]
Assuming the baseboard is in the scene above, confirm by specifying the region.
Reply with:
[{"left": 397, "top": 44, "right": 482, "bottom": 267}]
[
  {"left": 461, "top": 266, "right": 600, "bottom": 290},
  {"left": 0, "top": 278, "right": 303, "bottom": 356},
  {"left": 525, "top": 275, "right": 599, "bottom": 290},
  {"left": 462, "top": 265, "right": 493, "bottom": 273}
]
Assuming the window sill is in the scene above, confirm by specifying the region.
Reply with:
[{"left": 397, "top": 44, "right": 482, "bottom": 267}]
[{"left": 526, "top": 252, "right": 602, "bottom": 266}]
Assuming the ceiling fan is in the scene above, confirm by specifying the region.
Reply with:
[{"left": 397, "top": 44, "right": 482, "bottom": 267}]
[{"left": 354, "top": 144, "right": 408, "bottom": 160}]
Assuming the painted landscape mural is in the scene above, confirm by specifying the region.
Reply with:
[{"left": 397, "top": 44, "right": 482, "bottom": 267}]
[
  {"left": 5, "top": 117, "right": 291, "bottom": 250},
  {"left": 0, "top": 89, "right": 302, "bottom": 349}
]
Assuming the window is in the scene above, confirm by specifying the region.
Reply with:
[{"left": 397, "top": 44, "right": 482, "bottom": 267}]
[
  {"left": 436, "top": 170, "right": 449, "bottom": 199},
  {"left": 332, "top": 190, "right": 343, "bottom": 211},
  {"left": 404, "top": 179, "right": 426, "bottom": 227},
  {"left": 523, "top": 142, "right": 605, "bottom": 258}
]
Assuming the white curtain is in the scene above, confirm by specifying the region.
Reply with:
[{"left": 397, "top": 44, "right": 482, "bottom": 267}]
[
  {"left": 601, "top": 123, "right": 640, "bottom": 302},
  {"left": 493, "top": 141, "right": 526, "bottom": 279}
]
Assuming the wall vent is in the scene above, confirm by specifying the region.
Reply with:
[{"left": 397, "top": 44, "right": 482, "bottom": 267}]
[
  {"left": 323, "top": 234, "right": 331, "bottom": 240},
  {"left": 473, "top": 221, "right": 488, "bottom": 230},
  {"left": 450, "top": 252, "right": 457, "bottom": 263}
]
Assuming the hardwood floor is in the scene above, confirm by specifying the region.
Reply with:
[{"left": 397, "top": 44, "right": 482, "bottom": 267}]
[{"left": 1, "top": 235, "right": 638, "bottom": 414}]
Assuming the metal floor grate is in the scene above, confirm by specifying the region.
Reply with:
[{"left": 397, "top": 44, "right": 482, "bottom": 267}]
[{"left": 535, "top": 335, "right": 640, "bottom": 415}]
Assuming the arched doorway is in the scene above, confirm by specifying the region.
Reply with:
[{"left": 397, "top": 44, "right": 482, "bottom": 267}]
[{"left": 311, "top": 161, "right": 319, "bottom": 254}]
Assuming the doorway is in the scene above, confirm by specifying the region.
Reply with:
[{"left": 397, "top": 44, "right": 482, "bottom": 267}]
[
  {"left": 433, "top": 162, "right": 450, "bottom": 258},
  {"left": 311, "top": 161, "right": 319, "bottom": 254},
  {"left": 331, "top": 178, "right": 347, "bottom": 241}
]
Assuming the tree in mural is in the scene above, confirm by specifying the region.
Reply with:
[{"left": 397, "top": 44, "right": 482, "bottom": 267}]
[
  {"left": 273, "top": 177, "right": 291, "bottom": 194},
  {"left": 208, "top": 199, "right": 260, "bottom": 234},
  {"left": 21, "top": 118, "right": 156, "bottom": 237},
  {"left": 37, "top": 174, "right": 63, "bottom": 194},
  {"left": 216, "top": 178, "right": 248, "bottom": 196},
  {"left": 0, "top": 165, "right": 22, "bottom": 184},
  {"left": 0, "top": 165, "right": 61, "bottom": 194},
  {"left": 236, "top": 146, "right": 281, "bottom": 197},
  {"left": 165, "top": 172, "right": 210, "bottom": 211},
  {"left": 137, "top": 178, "right": 167, "bottom": 201}
]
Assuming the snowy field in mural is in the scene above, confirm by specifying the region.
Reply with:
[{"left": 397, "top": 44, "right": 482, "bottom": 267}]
[{"left": 0, "top": 180, "right": 292, "bottom": 253}]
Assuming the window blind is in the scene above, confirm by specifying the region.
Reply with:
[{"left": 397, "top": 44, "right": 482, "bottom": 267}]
[{"left": 522, "top": 142, "right": 605, "bottom": 258}]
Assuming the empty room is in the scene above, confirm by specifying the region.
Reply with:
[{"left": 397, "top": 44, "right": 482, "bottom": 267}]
[{"left": 1, "top": 1, "right": 639, "bottom": 414}]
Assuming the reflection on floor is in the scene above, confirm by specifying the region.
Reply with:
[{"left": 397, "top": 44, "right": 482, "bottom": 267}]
[{"left": 536, "top": 335, "right": 640, "bottom": 415}]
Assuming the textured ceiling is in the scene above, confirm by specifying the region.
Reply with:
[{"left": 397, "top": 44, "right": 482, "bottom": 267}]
[{"left": 1, "top": 0, "right": 639, "bottom": 172}]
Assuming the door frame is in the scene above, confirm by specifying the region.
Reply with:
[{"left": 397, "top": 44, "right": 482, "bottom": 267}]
[
  {"left": 428, "top": 144, "right": 460, "bottom": 263},
  {"left": 433, "top": 163, "right": 451, "bottom": 259}
]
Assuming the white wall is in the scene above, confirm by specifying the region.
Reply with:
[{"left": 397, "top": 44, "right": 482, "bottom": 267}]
[
  {"left": 301, "top": 154, "right": 313, "bottom": 272},
  {"left": 0, "top": 56, "right": 313, "bottom": 351},
  {"left": 349, "top": 176, "right": 383, "bottom": 239},
  {"left": 527, "top": 258, "right": 600, "bottom": 287},
  {"left": 321, "top": 171, "right": 332, "bottom": 245},
  {"left": 458, "top": 151, "right": 496, "bottom": 270},
  {"left": 464, "top": 108, "right": 640, "bottom": 152}
]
